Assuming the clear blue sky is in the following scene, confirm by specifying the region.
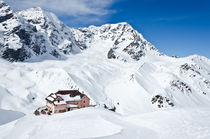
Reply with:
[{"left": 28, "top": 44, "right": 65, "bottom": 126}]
[
  {"left": 109, "top": 0, "right": 210, "bottom": 58},
  {"left": 62, "top": 0, "right": 210, "bottom": 58},
  {"left": 6, "top": 0, "right": 210, "bottom": 58}
]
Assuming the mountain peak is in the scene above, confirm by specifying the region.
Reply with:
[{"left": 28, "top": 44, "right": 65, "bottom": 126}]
[
  {"left": 32, "top": 7, "right": 43, "bottom": 11},
  {"left": 0, "top": 1, "right": 161, "bottom": 62},
  {"left": 115, "top": 22, "right": 130, "bottom": 26},
  {"left": 24, "top": 6, "right": 45, "bottom": 14},
  {"left": 0, "top": 0, "right": 4, "bottom": 4},
  {"left": 19, "top": 7, "right": 45, "bottom": 18},
  {"left": 0, "top": 0, "right": 13, "bottom": 21},
  {"left": 103, "top": 22, "right": 133, "bottom": 29}
]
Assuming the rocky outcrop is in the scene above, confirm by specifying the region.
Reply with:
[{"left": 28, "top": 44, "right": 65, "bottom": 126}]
[
  {"left": 0, "top": 1, "right": 162, "bottom": 62},
  {"left": 0, "top": 1, "right": 13, "bottom": 23},
  {"left": 151, "top": 95, "right": 174, "bottom": 108},
  {"left": 171, "top": 80, "right": 192, "bottom": 94}
]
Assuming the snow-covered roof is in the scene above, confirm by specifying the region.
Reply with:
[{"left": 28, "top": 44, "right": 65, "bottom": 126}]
[
  {"left": 67, "top": 104, "right": 78, "bottom": 108},
  {"left": 46, "top": 91, "right": 84, "bottom": 106},
  {"left": 46, "top": 93, "right": 58, "bottom": 102},
  {"left": 57, "top": 94, "right": 69, "bottom": 100},
  {"left": 57, "top": 94, "right": 81, "bottom": 101},
  {"left": 54, "top": 100, "right": 66, "bottom": 105},
  {"left": 51, "top": 94, "right": 56, "bottom": 98},
  {"left": 46, "top": 96, "right": 54, "bottom": 101},
  {"left": 68, "top": 96, "right": 81, "bottom": 101}
]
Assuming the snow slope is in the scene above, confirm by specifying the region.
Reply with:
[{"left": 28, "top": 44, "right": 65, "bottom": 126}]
[
  {"left": 0, "top": 0, "right": 210, "bottom": 138},
  {"left": 0, "top": 30, "right": 210, "bottom": 139},
  {"left": 0, "top": 39, "right": 209, "bottom": 139},
  {"left": 0, "top": 109, "right": 24, "bottom": 125},
  {"left": 1, "top": 108, "right": 210, "bottom": 139},
  {"left": 1, "top": 40, "right": 209, "bottom": 114}
]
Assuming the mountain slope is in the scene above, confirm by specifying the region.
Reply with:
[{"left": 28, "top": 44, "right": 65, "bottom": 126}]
[
  {"left": 0, "top": 45, "right": 210, "bottom": 139},
  {"left": 0, "top": 0, "right": 161, "bottom": 62},
  {"left": 18, "top": 7, "right": 82, "bottom": 55},
  {"left": 0, "top": 1, "right": 82, "bottom": 62},
  {"left": 0, "top": 0, "right": 209, "bottom": 113},
  {"left": 0, "top": 1, "right": 210, "bottom": 138}
]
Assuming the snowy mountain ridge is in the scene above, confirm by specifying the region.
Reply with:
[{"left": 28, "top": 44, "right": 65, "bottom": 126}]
[
  {"left": 0, "top": 0, "right": 161, "bottom": 62},
  {"left": 0, "top": 1, "right": 210, "bottom": 138}
]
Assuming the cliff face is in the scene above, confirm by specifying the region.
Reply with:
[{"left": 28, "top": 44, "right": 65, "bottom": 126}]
[
  {"left": 0, "top": 1, "right": 78, "bottom": 61},
  {"left": 0, "top": 1, "right": 161, "bottom": 62}
]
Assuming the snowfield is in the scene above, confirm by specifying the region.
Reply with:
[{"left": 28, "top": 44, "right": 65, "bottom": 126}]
[
  {"left": 0, "top": 41, "right": 210, "bottom": 139},
  {"left": 0, "top": 109, "right": 24, "bottom": 126},
  {"left": 1, "top": 108, "right": 210, "bottom": 139},
  {"left": 0, "top": 0, "right": 210, "bottom": 138}
]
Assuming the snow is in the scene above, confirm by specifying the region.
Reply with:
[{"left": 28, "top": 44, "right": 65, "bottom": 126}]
[
  {"left": 0, "top": 108, "right": 123, "bottom": 139},
  {"left": 51, "top": 94, "right": 56, "bottom": 99},
  {"left": 53, "top": 100, "right": 66, "bottom": 105},
  {"left": 0, "top": 1, "right": 13, "bottom": 17},
  {"left": 0, "top": 40, "right": 209, "bottom": 138},
  {"left": 0, "top": 109, "right": 24, "bottom": 126},
  {"left": 67, "top": 96, "right": 81, "bottom": 101},
  {"left": 46, "top": 96, "right": 54, "bottom": 101},
  {"left": 0, "top": 1, "right": 210, "bottom": 138},
  {"left": 124, "top": 108, "right": 210, "bottom": 139},
  {"left": 47, "top": 94, "right": 81, "bottom": 104},
  {"left": 57, "top": 94, "right": 81, "bottom": 102},
  {"left": 1, "top": 108, "right": 210, "bottom": 139},
  {"left": 0, "top": 27, "right": 209, "bottom": 137},
  {"left": 66, "top": 104, "right": 78, "bottom": 108}
]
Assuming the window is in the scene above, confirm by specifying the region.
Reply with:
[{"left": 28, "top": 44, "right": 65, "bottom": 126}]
[{"left": 83, "top": 101, "right": 85, "bottom": 103}]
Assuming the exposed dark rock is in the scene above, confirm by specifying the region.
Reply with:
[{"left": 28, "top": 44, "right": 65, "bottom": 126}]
[
  {"left": 122, "top": 41, "right": 146, "bottom": 61},
  {"left": 0, "top": 1, "right": 14, "bottom": 23},
  {"left": 75, "top": 40, "right": 87, "bottom": 50},
  {"left": 0, "top": 13, "right": 13, "bottom": 23},
  {"left": 109, "top": 106, "right": 116, "bottom": 112},
  {"left": 11, "top": 25, "right": 21, "bottom": 34},
  {"left": 180, "top": 63, "right": 191, "bottom": 71},
  {"left": 180, "top": 63, "right": 201, "bottom": 75},
  {"left": 172, "top": 55, "right": 179, "bottom": 58},
  {"left": 15, "top": 29, "right": 31, "bottom": 45},
  {"left": 114, "top": 39, "right": 120, "bottom": 45},
  {"left": 104, "top": 104, "right": 116, "bottom": 112},
  {"left": 61, "top": 44, "right": 73, "bottom": 54},
  {"left": 204, "top": 80, "right": 210, "bottom": 85},
  {"left": 151, "top": 95, "right": 174, "bottom": 108},
  {"left": 107, "top": 48, "right": 116, "bottom": 59},
  {"left": 171, "top": 80, "right": 192, "bottom": 94},
  {"left": 50, "top": 49, "right": 60, "bottom": 58},
  {"left": 2, "top": 47, "right": 30, "bottom": 62}
]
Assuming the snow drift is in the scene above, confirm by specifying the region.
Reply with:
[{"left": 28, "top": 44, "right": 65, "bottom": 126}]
[{"left": 0, "top": 0, "right": 210, "bottom": 138}]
